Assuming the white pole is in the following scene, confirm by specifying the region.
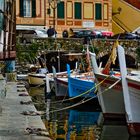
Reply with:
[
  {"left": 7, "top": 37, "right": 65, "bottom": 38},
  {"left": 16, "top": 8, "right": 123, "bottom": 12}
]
[
  {"left": 89, "top": 52, "right": 100, "bottom": 74},
  {"left": 46, "top": 75, "right": 51, "bottom": 93},
  {"left": 118, "top": 45, "right": 132, "bottom": 121}
]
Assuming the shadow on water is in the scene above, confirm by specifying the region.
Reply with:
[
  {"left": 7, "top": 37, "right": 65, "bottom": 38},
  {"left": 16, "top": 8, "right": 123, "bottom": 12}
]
[{"left": 28, "top": 86, "right": 140, "bottom": 140}]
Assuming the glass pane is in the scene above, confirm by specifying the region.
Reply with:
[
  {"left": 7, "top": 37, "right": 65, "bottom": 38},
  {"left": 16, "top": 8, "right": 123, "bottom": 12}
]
[
  {"left": 23, "top": 0, "right": 31, "bottom": 17},
  {"left": 0, "top": 0, "right": 4, "bottom": 11}
]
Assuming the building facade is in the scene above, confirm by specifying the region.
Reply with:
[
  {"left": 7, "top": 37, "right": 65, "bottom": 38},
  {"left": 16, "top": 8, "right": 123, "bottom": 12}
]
[
  {"left": 16, "top": 0, "right": 112, "bottom": 36},
  {"left": 16, "top": 0, "right": 46, "bottom": 29},
  {"left": 0, "top": 0, "right": 16, "bottom": 61}
]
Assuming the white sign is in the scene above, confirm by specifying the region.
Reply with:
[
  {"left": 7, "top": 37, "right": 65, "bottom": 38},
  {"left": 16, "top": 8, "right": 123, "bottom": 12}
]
[{"left": 83, "top": 21, "right": 94, "bottom": 28}]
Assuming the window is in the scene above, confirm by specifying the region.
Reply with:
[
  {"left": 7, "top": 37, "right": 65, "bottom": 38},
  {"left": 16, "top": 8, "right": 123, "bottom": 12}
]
[
  {"left": 0, "top": 0, "right": 4, "bottom": 11},
  {"left": 57, "top": 2, "right": 64, "bottom": 19},
  {"left": 0, "top": 0, "right": 4, "bottom": 31},
  {"left": 95, "top": 3, "right": 102, "bottom": 20},
  {"left": 20, "top": 0, "right": 36, "bottom": 17},
  {"left": 74, "top": 2, "right": 81, "bottom": 19},
  {"left": 23, "top": 0, "right": 31, "bottom": 17}
]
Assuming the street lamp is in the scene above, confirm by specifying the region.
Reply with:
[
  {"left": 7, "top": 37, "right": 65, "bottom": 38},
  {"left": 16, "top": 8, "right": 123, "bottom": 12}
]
[{"left": 48, "top": 0, "right": 61, "bottom": 30}]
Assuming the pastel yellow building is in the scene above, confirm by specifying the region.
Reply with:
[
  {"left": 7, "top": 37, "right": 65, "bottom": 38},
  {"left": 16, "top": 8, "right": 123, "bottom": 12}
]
[{"left": 16, "top": 0, "right": 112, "bottom": 36}]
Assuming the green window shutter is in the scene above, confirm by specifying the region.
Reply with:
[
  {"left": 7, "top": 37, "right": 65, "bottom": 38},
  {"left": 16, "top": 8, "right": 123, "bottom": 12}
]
[
  {"left": 20, "top": 0, "right": 23, "bottom": 17},
  {"left": 74, "top": 2, "right": 81, "bottom": 19},
  {"left": 32, "top": 0, "right": 36, "bottom": 17},
  {"left": 95, "top": 3, "right": 102, "bottom": 20},
  {"left": 57, "top": 2, "right": 64, "bottom": 19}
]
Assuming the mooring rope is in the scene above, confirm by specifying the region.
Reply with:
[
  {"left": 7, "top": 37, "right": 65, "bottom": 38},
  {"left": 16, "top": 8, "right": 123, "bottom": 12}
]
[
  {"left": 48, "top": 78, "right": 121, "bottom": 114},
  {"left": 50, "top": 75, "right": 110, "bottom": 104}
]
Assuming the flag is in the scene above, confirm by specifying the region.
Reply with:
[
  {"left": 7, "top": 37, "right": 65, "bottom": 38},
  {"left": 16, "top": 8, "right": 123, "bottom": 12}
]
[
  {"left": 102, "top": 41, "right": 119, "bottom": 74},
  {"left": 111, "top": 41, "right": 119, "bottom": 64}
]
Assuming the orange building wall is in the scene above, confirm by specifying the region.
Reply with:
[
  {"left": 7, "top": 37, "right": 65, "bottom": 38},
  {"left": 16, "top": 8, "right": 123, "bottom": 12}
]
[
  {"left": 16, "top": 0, "right": 46, "bottom": 26},
  {"left": 45, "top": 0, "right": 112, "bottom": 37},
  {"left": 16, "top": 0, "right": 112, "bottom": 36}
]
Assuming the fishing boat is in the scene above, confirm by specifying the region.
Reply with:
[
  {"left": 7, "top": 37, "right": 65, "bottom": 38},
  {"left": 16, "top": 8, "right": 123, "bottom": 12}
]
[
  {"left": 52, "top": 66, "right": 69, "bottom": 99},
  {"left": 28, "top": 51, "right": 81, "bottom": 86},
  {"left": 52, "top": 67, "right": 97, "bottom": 100},
  {"left": 67, "top": 64, "right": 97, "bottom": 100},
  {"left": 117, "top": 46, "right": 140, "bottom": 135},
  {"left": 90, "top": 42, "right": 126, "bottom": 120},
  {"left": 52, "top": 53, "right": 87, "bottom": 99},
  {"left": 125, "top": 74, "right": 140, "bottom": 135},
  {"left": 28, "top": 68, "right": 51, "bottom": 86},
  {"left": 91, "top": 43, "right": 140, "bottom": 135}
]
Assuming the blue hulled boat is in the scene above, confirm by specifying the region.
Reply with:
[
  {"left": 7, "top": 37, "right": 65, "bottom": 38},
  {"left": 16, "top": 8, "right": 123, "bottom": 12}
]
[{"left": 67, "top": 64, "right": 97, "bottom": 98}]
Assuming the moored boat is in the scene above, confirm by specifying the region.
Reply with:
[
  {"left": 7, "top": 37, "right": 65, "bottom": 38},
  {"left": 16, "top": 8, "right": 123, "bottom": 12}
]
[
  {"left": 125, "top": 74, "right": 140, "bottom": 135},
  {"left": 54, "top": 76, "right": 68, "bottom": 99},
  {"left": 28, "top": 73, "right": 47, "bottom": 86},
  {"left": 90, "top": 43, "right": 126, "bottom": 120},
  {"left": 117, "top": 46, "right": 140, "bottom": 135},
  {"left": 67, "top": 64, "right": 97, "bottom": 101}
]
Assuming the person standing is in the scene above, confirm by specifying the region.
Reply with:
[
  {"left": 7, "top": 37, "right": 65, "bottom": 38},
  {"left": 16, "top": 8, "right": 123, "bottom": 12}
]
[
  {"left": 68, "top": 28, "right": 75, "bottom": 38},
  {"left": 47, "top": 26, "right": 57, "bottom": 37},
  {"left": 62, "top": 29, "right": 68, "bottom": 38}
]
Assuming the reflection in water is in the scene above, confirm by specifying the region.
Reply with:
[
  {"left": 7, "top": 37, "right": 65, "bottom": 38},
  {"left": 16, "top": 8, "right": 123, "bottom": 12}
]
[
  {"left": 29, "top": 86, "right": 140, "bottom": 140},
  {"left": 44, "top": 96, "right": 102, "bottom": 140},
  {"left": 100, "top": 124, "right": 129, "bottom": 140}
]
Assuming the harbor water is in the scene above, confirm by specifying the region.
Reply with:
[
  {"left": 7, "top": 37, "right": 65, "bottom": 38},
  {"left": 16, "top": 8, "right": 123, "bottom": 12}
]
[{"left": 28, "top": 86, "right": 140, "bottom": 140}]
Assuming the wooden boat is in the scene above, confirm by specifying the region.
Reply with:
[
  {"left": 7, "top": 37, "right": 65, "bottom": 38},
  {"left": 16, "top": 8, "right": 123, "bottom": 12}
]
[
  {"left": 125, "top": 74, "right": 140, "bottom": 135},
  {"left": 28, "top": 73, "right": 47, "bottom": 86},
  {"left": 53, "top": 75, "right": 68, "bottom": 98},
  {"left": 90, "top": 43, "right": 126, "bottom": 120},
  {"left": 52, "top": 53, "right": 86, "bottom": 99},
  {"left": 52, "top": 66, "right": 73, "bottom": 99},
  {"left": 117, "top": 46, "right": 140, "bottom": 135},
  {"left": 53, "top": 66, "right": 96, "bottom": 100},
  {"left": 67, "top": 64, "right": 97, "bottom": 99},
  {"left": 28, "top": 67, "right": 49, "bottom": 86},
  {"left": 28, "top": 52, "right": 84, "bottom": 86},
  {"left": 28, "top": 67, "right": 69, "bottom": 87}
]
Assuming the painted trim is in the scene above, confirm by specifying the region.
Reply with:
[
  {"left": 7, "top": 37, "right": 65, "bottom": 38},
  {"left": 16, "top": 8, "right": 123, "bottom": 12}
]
[{"left": 66, "top": 1, "right": 73, "bottom": 19}]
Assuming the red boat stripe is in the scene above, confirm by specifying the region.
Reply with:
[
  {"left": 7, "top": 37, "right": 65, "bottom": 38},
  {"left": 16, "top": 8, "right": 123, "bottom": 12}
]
[{"left": 128, "top": 82, "right": 140, "bottom": 90}]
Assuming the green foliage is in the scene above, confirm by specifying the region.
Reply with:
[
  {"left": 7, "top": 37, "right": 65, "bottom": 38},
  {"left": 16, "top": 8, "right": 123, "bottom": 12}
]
[
  {"left": 136, "top": 47, "right": 140, "bottom": 63},
  {"left": 16, "top": 42, "right": 39, "bottom": 64}
]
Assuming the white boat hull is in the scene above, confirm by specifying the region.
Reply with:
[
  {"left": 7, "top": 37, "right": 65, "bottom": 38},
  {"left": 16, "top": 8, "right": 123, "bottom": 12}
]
[
  {"left": 95, "top": 73, "right": 125, "bottom": 120},
  {"left": 126, "top": 76, "right": 140, "bottom": 135}
]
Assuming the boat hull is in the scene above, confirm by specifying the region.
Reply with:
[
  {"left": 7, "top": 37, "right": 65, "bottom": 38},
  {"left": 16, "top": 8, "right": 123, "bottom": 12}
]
[
  {"left": 28, "top": 73, "right": 45, "bottom": 86},
  {"left": 95, "top": 73, "right": 125, "bottom": 120},
  {"left": 54, "top": 77, "right": 68, "bottom": 98},
  {"left": 68, "top": 76, "right": 97, "bottom": 98},
  {"left": 126, "top": 76, "right": 140, "bottom": 135}
]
